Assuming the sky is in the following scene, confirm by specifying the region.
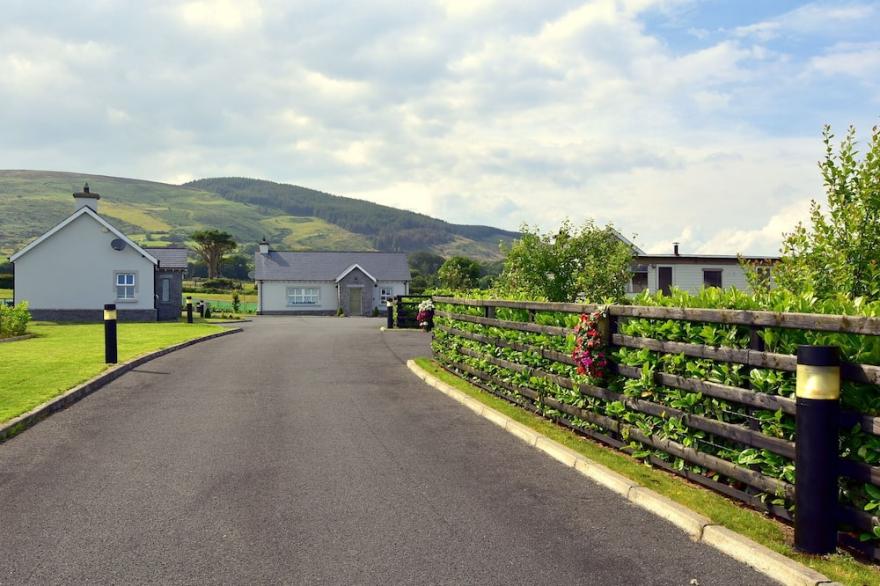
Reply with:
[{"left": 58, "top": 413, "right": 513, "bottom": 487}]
[{"left": 1, "top": 0, "right": 878, "bottom": 255}]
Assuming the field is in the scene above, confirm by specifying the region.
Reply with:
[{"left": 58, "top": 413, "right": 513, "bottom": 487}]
[
  {"left": 0, "top": 289, "right": 12, "bottom": 299},
  {"left": 0, "top": 322, "right": 225, "bottom": 424},
  {"left": 0, "top": 171, "right": 517, "bottom": 260}
]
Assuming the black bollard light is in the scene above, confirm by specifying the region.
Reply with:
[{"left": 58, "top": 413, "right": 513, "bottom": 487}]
[
  {"left": 104, "top": 303, "right": 117, "bottom": 364},
  {"left": 186, "top": 296, "right": 193, "bottom": 324},
  {"left": 794, "top": 345, "right": 841, "bottom": 555},
  {"left": 386, "top": 300, "right": 394, "bottom": 329}
]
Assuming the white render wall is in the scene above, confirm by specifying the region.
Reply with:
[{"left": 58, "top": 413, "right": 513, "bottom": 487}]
[
  {"left": 372, "top": 281, "right": 408, "bottom": 309},
  {"left": 259, "top": 280, "right": 409, "bottom": 313},
  {"left": 259, "top": 281, "right": 338, "bottom": 312},
  {"left": 632, "top": 263, "right": 751, "bottom": 296},
  {"left": 15, "top": 213, "right": 156, "bottom": 310}
]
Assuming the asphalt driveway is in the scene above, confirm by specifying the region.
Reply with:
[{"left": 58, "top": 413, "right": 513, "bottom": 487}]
[{"left": 0, "top": 317, "right": 772, "bottom": 585}]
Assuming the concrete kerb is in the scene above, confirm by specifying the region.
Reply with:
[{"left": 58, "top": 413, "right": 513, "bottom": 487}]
[
  {"left": 0, "top": 327, "right": 243, "bottom": 443},
  {"left": 406, "top": 359, "right": 836, "bottom": 586}
]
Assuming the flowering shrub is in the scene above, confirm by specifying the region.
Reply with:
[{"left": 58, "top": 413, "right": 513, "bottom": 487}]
[
  {"left": 0, "top": 301, "right": 31, "bottom": 338},
  {"left": 417, "top": 299, "right": 435, "bottom": 332},
  {"left": 571, "top": 311, "right": 608, "bottom": 380}
]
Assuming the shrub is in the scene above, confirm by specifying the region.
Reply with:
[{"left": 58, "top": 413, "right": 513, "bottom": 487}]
[
  {"left": 0, "top": 274, "right": 13, "bottom": 289},
  {"left": 0, "top": 301, "right": 31, "bottom": 337},
  {"left": 204, "top": 304, "right": 212, "bottom": 318},
  {"left": 337, "top": 307, "right": 345, "bottom": 317},
  {"left": 371, "top": 307, "right": 380, "bottom": 317},
  {"left": 201, "top": 278, "right": 237, "bottom": 290},
  {"left": 232, "top": 291, "right": 241, "bottom": 313}
]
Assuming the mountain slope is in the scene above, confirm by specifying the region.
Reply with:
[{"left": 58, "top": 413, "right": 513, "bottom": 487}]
[{"left": 0, "top": 171, "right": 517, "bottom": 260}]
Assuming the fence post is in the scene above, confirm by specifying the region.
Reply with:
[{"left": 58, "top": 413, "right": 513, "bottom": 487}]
[
  {"left": 386, "top": 300, "right": 394, "bottom": 329},
  {"left": 484, "top": 305, "right": 495, "bottom": 319},
  {"left": 795, "top": 345, "right": 840, "bottom": 554},
  {"left": 104, "top": 303, "right": 117, "bottom": 364},
  {"left": 395, "top": 295, "right": 402, "bottom": 328}
]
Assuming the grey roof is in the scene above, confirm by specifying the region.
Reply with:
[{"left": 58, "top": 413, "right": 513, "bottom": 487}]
[
  {"left": 254, "top": 251, "right": 411, "bottom": 281},
  {"left": 145, "top": 247, "right": 188, "bottom": 269}
]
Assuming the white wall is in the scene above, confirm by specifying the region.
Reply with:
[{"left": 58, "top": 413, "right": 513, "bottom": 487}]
[
  {"left": 15, "top": 213, "right": 156, "bottom": 310},
  {"left": 629, "top": 263, "right": 752, "bottom": 296},
  {"left": 372, "top": 281, "right": 407, "bottom": 309},
  {"left": 259, "top": 281, "right": 338, "bottom": 312},
  {"left": 259, "top": 280, "right": 409, "bottom": 313}
]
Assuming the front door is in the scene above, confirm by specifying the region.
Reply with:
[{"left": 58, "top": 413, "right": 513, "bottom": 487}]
[
  {"left": 658, "top": 266, "right": 673, "bottom": 295},
  {"left": 349, "top": 287, "right": 362, "bottom": 315}
]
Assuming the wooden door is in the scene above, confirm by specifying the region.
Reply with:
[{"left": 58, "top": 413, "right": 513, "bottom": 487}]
[
  {"left": 349, "top": 288, "right": 362, "bottom": 315},
  {"left": 658, "top": 267, "right": 672, "bottom": 295}
]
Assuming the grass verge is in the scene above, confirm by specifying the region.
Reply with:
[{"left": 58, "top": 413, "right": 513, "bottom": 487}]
[
  {"left": 0, "top": 322, "right": 226, "bottom": 424},
  {"left": 414, "top": 357, "right": 880, "bottom": 586}
]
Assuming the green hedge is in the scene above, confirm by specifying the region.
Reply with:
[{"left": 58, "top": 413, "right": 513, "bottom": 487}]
[{"left": 0, "top": 302, "right": 30, "bottom": 338}]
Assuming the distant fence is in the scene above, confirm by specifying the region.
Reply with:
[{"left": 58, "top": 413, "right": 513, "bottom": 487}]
[
  {"left": 395, "top": 295, "right": 430, "bottom": 329},
  {"left": 432, "top": 296, "right": 880, "bottom": 560}
]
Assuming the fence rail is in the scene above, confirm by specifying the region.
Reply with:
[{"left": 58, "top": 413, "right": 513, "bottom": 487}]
[{"left": 432, "top": 296, "right": 880, "bottom": 560}]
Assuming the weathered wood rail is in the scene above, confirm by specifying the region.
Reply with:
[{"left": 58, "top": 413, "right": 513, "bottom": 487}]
[{"left": 432, "top": 296, "right": 880, "bottom": 559}]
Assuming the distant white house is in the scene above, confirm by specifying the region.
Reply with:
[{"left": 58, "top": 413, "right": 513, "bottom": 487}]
[
  {"left": 254, "top": 240, "right": 411, "bottom": 316},
  {"left": 10, "top": 184, "right": 186, "bottom": 321},
  {"left": 628, "top": 243, "right": 777, "bottom": 296}
]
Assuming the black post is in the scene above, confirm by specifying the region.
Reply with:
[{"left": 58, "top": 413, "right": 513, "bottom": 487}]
[
  {"left": 186, "top": 296, "right": 193, "bottom": 324},
  {"left": 104, "top": 303, "right": 117, "bottom": 364},
  {"left": 386, "top": 300, "right": 394, "bottom": 329},
  {"left": 795, "top": 345, "right": 840, "bottom": 555}
]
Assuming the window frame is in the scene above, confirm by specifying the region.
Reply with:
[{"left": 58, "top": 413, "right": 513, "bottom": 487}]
[
  {"left": 703, "top": 268, "right": 723, "bottom": 289},
  {"left": 379, "top": 286, "right": 395, "bottom": 304},
  {"left": 160, "top": 277, "right": 172, "bottom": 303},
  {"left": 114, "top": 271, "right": 137, "bottom": 302},
  {"left": 286, "top": 286, "right": 320, "bottom": 306}
]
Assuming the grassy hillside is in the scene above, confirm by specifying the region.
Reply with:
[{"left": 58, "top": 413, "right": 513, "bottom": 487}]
[{"left": 0, "top": 171, "right": 517, "bottom": 260}]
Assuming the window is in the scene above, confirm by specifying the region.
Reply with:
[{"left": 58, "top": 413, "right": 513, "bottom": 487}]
[
  {"left": 703, "top": 269, "right": 723, "bottom": 289},
  {"left": 380, "top": 286, "right": 395, "bottom": 304},
  {"left": 630, "top": 265, "right": 648, "bottom": 294},
  {"left": 287, "top": 287, "right": 319, "bottom": 306},
  {"left": 116, "top": 273, "right": 136, "bottom": 300},
  {"left": 160, "top": 278, "right": 171, "bottom": 302}
]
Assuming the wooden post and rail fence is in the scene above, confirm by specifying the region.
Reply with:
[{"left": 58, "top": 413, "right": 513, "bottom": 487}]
[{"left": 431, "top": 295, "right": 880, "bottom": 560}]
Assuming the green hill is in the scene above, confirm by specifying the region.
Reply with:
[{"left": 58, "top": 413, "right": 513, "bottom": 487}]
[{"left": 0, "top": 171, "right": 517, "bottom": 260}]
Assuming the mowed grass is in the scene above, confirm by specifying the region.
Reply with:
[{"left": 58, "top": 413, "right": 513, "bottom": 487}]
[
  {"left": 0, "top": 322, "right": 225, "bottom": 424},
  {"left": 0, "top": 288, "right": 12, "bottom": 298},
  {"left": 413, "top": 358, "right": 880, "bottom": 586}
]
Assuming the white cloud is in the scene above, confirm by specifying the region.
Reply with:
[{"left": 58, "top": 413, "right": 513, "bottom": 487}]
[
  {"left": 176, "top": 0, "right": 263, "bottom": 33},
  {"left": 0, "top": 0, "right": 875, "bottom": 255}
]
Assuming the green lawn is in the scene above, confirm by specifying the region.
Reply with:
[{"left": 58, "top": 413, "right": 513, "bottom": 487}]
[
  {"left": 0, "top": 322, "right": 226, "bottom": 424},
  {"left": 413, "top": 358, "right": 880, "bottom": 586}
]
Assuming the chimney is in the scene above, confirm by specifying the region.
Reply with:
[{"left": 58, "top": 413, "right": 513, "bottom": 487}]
[
  {"left": 673, "top": 242, "right": 680, "bottom": 256},
  {"left": 259, "top": 237, "right": 270, "bottom": 255},
  {"left": 73, "top": 182, "right": 100, "bottom": 213}
]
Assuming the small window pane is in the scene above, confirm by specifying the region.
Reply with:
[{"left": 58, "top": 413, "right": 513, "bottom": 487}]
[
  {"left": 703, "top": 270, "right": 723, "bottom": 288},
  {"left": 630, "top": 272, "right": 648, "bottom": 294},
  {"left": 161, "top": 279, "right": 171, "bottom": 302}
]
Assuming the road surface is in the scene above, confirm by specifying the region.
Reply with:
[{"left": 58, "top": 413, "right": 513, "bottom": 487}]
[{"left": 0, "top": 317, "right": 772, "bottom": 584}]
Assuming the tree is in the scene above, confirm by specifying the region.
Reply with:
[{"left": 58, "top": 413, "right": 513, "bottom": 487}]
[
  {"left": 497, "top": 219, "right": 634, "bottom": 302},
  {"left": 772, "top": 125, "right": 880, "bottom": 300},
  {"left": 221, "top": 254, "right": 252, "bottom": 280},
  {"left": 408, "top": 251, "right": 445, "bottom": 277},
  {"left": 438, "top": 256, "right": 482, "bottom": 290},
  {"left": 191, "top": 230, "right": 237, "bottom": 279}
]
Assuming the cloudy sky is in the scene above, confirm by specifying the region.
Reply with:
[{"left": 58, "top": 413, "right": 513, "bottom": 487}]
[{"left": 2, "top": 1, "right": 878, "bottom": 254}]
